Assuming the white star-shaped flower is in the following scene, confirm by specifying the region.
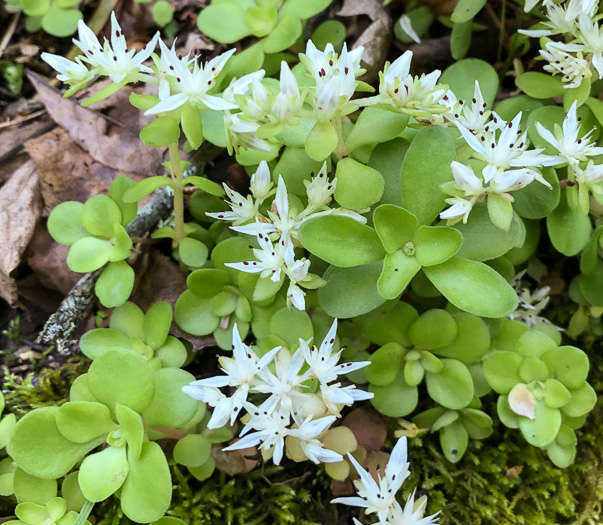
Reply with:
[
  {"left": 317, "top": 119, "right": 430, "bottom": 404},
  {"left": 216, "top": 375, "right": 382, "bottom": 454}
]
[
  {"left": 73, "top": 12, "right": 159, "bottom": 84},
  {"left": 301, "top": 319, "right": 371, "bottom": 385},
  {"left": 332, "top": 436, "right": 411, "bottom": 523},
  {"left": 535, "top": 101, "right": 603, "bottom": 166},
  {"left": 40, "top": 54, "right": 95, "bottom": 86},
  {"left": 288, "top": 413, "right": 342, "bottom": 464},
  {"left": 145, "top": 48, "right": 237, "bottom": 114},
  {"left": 182, "top": 325, "right": 280, "bottom": 427},
  {"left": 540, "top": 41, "right": 590, "bottom": 89}
]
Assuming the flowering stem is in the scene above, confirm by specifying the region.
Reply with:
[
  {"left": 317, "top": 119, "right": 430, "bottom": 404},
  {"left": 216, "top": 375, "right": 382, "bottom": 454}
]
[
  {"left": 168, "top": 142, "right": 186, "bottom": 247},
  {"left": 333, "top": 114, "right": 347, "bottom": 159},
  {"left": 74, "top": 500, "right": 94, "bottom": 525}
]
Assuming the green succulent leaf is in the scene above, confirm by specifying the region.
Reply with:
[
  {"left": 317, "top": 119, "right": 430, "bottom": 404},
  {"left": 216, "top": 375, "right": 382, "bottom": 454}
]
[
  {"left": 120, "top": 442, "right": 171, "bottom": 523},
  {"left": 400, "top": 126, "right": 456, "bottom": 225},
  {"left": 95, "top": 261, "right": 134, "bottom": 308},
  {"left": 142, "top": 368, "right": 198, "bottom": 428},
  {"left": 426, "top": 359, "right": 474, "bottom": 410},
  {"left": 440, "top": 420, "right": 469, "bottom": 463},
  {"left": 423, "top": 257, "right": 518, "bottom": 317},
  {"left": 366, "top": 342, "right": 405, "bottom": 386},
  {"left": 56, "top": 402, "right": 117, "bottom": 444},
  {"left": 345, "top": 108, "right": 409, "bottom": 153},
  {"left": 13, "top": 468, "right": 57, "bottom": 505},
  {"left": 519, "top": 401, "right": 561, "bottom": 447},
  {"left": 122, "top": 177, "right": 172, "bottom": 203},
  {"left": 67, "top": 237, "right": 112, "bottom": 273},
  {"left": 88, "top": 351, "right": 154, "bottom": 414},
  {"left": 334, "top": 158, "right": 384, "bottom": 210},
  {"left": 47, "top": 202, "right": 88, "bottom": 246},
  {"left": 516, "top": 72, "right": 565, "bottom": 99},
  {"left": 414, "top": 226, "right": 462, "bottom": 266},
  {"left": 369, "top": 370, "right": 418, "bottom": 417},
  {"left": 377, "top": 249, "right": 421, "bottom": 299},
  {"left": 373, "top": 205, "right": 418, "bottom": 254},
  {"left": 318, "top": 262, "right": 387, "bottom": 318},
  {"left": 78, "top": 446, "right": 129, "bottom": 502},
  {"left": 116, "top": 405, "right": 145, "bottom": 461},
  {"left": 8, "top": 407, "right": 102, "bottom": 479},
  {"left": 298, "top": 216, "right": 385, "bottom": 267},
  {"left": 541, "top": 346, "right": 589, "bottom": 389},
  {"left": 173, "top": 435, "right": 212, "bottom": 468},
  {"left": 483, "top": 351, "right": 523, "bottom": 394},
  {"left": 305, "top": 120, "right": 338, "bottom": 161},
  {"left": 140, "top": 117, "right": 180, "bottom": 147}
]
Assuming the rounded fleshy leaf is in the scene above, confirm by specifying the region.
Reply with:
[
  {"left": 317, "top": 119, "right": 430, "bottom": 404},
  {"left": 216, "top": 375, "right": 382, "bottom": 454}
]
[
  {"left": 434, "top": 313, "right": 490, "bottom": 362},
  {"left": 541, "top": 346, "right": 589, "bottom": 390},
  {"left": 518, "top": 356, "right": 549, "bottom": 382},
  {"left": 318, "top": 262, "right": 387, "bottom": 318},
  {"left": 269, "top": 307, "right": 313, "bottom": 349},
  {"left": 366, "top": 342, "right": 405, "bottom": 386},
  {"left": 440, "top": 420, "right": 469, "bottom": 463},
  {"left": 518, "top": 402, "right": 561, "bottom": 447},
  {"left": 543, "top": 379, "right": 571, "bottom": 409},
  {"left": 78, "top": 446, "right": 129, "bottom": 502},
  {"left": 453, "top": 204, "right": 524, "bottom": 261},
  {"left": 298, "top": 216, "right": 385, "bottom": 268},
  {"left": 362, "top": 301, "right": 418, "bottom": 347},
  {"left": 88, "top": 351, "right": 154, "bottom": 414},
  {"left": 334, "top": 158, "right": 384, "bottom": 210},
  {"left": 47, "top": 202, "right": 87, "bottom": 246},
  {"left": 156, "top": 336, "right": 188, "bottom": 368},
  {"left": 414, "top": 226, "right": 462, "bottom": 267},
  {"left": 197, "top": 2, "right": 251, "bottom": 43},
  {"left": 187, "top": 269, "right": 231, "bottom": 298},
  {"left": 305, "top": 120, "right": 338, "bottom": 161},
  {"left": 373, "top": 204, "right": 418, "bottom": 254},
  {"left": 369, "top": 371, "right": 418, "bottom": 417},
  {"left": 400, "top": 126, "right": 456, "bottom": 225},
  {"left": 110, "top": 302, "right": 145, "bottom": 340},
  {"left": 547, "top": 191, "right": 592, "bottom": 256},
  {"left": 175, "top": 291, "right": 220, "bottom": 336},
  {"left": 8, "top": 407, "right": 102, "bottom": 479},
  {"left": 120, "top": 442, "right": 172, "bottom": 523},
  {"left": 423, "top": 257, "right": 518, "bottom": 317},
  {"left": 178, "top": 237, "right": 209, "bottom": 268},
  {"left": 173, "top": 435, "right": 212, "bottom": 468},
  {"left": 408, "top": 309, "right": 457, "bottom": 351},
  {"left": 483, "top": 351, "right": 523, "bottom": 394},
  {"left": 425, "top": 359, "right": 474, "bottom": 410},
  {"left": 95, "top": 261, "right": 134, "bottom": 308},
  {"left": 144, "top": 302, "right": 172, "bottom": 350},
  {"left": 561, "top": 383, "right": 596, "bottom": 418},
  {"left": 142, "top": 368, "right": 198, "bottom": 428},
  {"left": 13, "top": 468, "right": 57, "bottom": 505},
  {"left": 377, "top": 250, "right": 420, "bottom": 299},
  {"left": 56, "top": 402, "right": 117, "bottom": 444},
  {"left": 67, "top": 237, "right": 112, "bottom": 273},
  {"left": 78, "top": 329, "right": 130, "bottom": 361},
  {"left": 140, "top": 117, "right": 180, "bottom": 147},
  {"left": 82, "top": 195, "right": 122, "bottom": 238},
  {"left": 116, "top": 405, "right": 145, "bottom": 461},
  {"left": 441, "top": 59, "right": 499, "bottom": 107}
]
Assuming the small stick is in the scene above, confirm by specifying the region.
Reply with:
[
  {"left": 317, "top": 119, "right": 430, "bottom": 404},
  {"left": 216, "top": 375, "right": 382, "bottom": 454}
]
[{"left": 36, "top": 142, "right": 222, "bottom": 348}]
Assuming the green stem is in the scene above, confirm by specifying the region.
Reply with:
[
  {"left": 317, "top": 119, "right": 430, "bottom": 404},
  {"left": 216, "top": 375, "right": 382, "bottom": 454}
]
[
  {"left": 74, "top": 500, "right": 94, "bottom": 525},
  {"left": 333, "top": 114, "right": 347, "bottom": 159},
  {"left": 168, "top": 142, "right": 185, "bottom": 247}
]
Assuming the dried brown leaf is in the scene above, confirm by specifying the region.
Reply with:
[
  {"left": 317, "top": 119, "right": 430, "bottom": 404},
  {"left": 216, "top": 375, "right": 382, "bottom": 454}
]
[
  {"left": 0, "top": 159, "right": 41, "bottom": 305},
  {"left": 26, "top": 222, "right": 79, "bottom": 295},
  {"left": 27, "top": 72, "right": 165, "bottom": 174},
  {"left": 212, "top": 443, "right": 257, "bottom": 475},
  {"left": 342, "top": 408, "right": 388, "bottom": 453},
  {"left": 25, "top": 127, "right": 144, "bottom": 209}
]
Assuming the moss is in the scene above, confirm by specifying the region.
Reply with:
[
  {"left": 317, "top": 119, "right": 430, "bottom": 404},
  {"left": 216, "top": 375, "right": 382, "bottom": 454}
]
[{"left": 2, "top": 356, "right": 89, "bottom": 417}]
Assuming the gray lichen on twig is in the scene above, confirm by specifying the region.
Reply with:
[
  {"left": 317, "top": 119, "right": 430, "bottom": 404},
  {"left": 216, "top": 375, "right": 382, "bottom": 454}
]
[{"left": 36, "top": 147, "right": 219, "bottom": 348}]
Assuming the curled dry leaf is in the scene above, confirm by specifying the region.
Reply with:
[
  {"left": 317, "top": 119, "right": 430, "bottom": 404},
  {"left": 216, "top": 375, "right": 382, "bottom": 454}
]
[{"left": 0, "top": 159, "right": 42, "bottom": 306}]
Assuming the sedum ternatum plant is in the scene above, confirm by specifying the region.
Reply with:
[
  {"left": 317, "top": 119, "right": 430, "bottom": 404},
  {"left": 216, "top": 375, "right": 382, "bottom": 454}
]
[{"left": 4, "top": 0, "right": 603, "bottom": 522}]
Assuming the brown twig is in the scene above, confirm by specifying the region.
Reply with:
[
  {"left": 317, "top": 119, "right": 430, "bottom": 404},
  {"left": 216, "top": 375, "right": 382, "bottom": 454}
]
[{"left": 0, "top": 12, "right": 20, "bottom": 60}]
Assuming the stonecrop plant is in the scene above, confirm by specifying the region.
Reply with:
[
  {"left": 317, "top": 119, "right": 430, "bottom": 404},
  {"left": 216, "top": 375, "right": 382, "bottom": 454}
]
[{"left": 3, "top": 0, "right": 603, "bottom": 523}]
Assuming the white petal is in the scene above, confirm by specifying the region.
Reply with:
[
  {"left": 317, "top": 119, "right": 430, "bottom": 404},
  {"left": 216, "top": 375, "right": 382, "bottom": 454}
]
[{"left": 145, "top": 92, "right": 189, "bottom": 114}]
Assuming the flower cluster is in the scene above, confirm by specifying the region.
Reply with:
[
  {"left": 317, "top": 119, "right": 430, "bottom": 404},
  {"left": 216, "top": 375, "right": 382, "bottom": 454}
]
[
  {"left": 182, "top": 319, "right": 372, "bottom": 465},
  {"left": 509, "top": 271, "right": 554, "bottom": 327},
  {"left": 360, "top": 50, "right": 448, "bottom": 120},
  {"left": 521, "top": 0, "right": 602, "bottom": 89},
  {"left": 208, "top": 160, "right": 365, "bottom": 310},
  {"left": 439, "top": 82, "right": 562, "bottom": 224},
  {"left": 333, "top": 436, "right": 439, "bottom": 525},
  {"left": 535, "top": 100, "right": 603, "bottom": 213}
]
